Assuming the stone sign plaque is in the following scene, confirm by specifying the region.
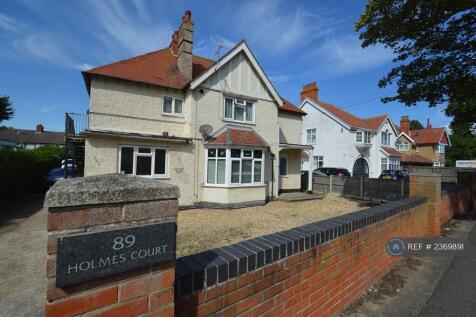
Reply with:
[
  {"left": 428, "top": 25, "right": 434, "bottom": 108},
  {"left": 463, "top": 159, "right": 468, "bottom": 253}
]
[{"left": 56, "top": 222, "right": 176, "bottom": 287}]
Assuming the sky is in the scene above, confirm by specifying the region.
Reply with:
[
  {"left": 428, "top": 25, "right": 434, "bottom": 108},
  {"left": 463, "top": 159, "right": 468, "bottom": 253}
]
[{"left": 0, "top": 0, "right": 450, "bottom": 132}]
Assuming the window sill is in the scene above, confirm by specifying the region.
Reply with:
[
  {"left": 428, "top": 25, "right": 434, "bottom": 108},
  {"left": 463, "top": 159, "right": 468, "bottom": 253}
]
[
  {"left": 203, "top": 184, "right": 266, "bottom": 188},
  {"left": 162, "top": 113, "right": 184, "bottom": 118},
  {"left": 122, "top": 174, "right": 170, "bottom": 180},
  {"left": 222, "top": 118, "right": 255, "bottom": 126},
  {"left": 279, "top": 175, "right": 288, "bottom": 178}
]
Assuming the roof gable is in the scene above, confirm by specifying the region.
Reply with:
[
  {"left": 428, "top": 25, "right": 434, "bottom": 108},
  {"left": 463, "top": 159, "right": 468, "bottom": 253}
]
[
  {"left": 396, "top": 132, "right": 414, "bottom": 143},
  {"left": 190, "top": 41, "right": 283, "bottom": 106}
]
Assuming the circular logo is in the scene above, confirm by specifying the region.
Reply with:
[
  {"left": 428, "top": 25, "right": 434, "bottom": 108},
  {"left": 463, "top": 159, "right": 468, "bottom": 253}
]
[{"left": 386, "top": 238, "right": 405, "bottom": 256}]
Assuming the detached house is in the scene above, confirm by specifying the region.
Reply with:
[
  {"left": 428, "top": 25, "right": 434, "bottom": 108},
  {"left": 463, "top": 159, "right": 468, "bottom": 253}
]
[
  {"left": 300, "top": 83, "right": 402, "bottom": 178},
  {"left": 396, "top": 116, "right": 451, "bottom": 167},
  {"left": 81, "top": 11, "right": 310, "bottom": 207}
]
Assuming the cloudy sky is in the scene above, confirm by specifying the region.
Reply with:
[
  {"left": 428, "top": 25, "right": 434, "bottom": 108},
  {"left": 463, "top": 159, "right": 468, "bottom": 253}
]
[{"left": 0, "top": 0, "right": 449, "bottom": 131}]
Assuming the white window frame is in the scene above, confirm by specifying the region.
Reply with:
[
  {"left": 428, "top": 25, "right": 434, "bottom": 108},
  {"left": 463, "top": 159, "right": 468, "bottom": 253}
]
[
  {"left": 162, "top": 96, "right": 183, "bottom": 116},
  {"left": 306, "top": 129, "right": 316, "bottom": 144},
  {"left": 433, "top": 162, "right": 441, "bottom": 167},
  {"left": 381, "top": 157, "right": 400, "bottom": 171},
  {"left": 204, "top": 147, "right": 265, "bottom": 187},
  {"left": 223, "top": 97, "right": 255, "bottom": 124},
  {"left": 118, "top": 145, "right": 168, "bottom": 178},
  {"left": 279, "top": 156, "right": 288, "bottom": 177},
  {"left": 356, "top": 131, "right": 372, "bottom": 144},
  {"left": 381, "top": 131, "right": 391, "bottom": 146},
  {"left": 434, "top": 144, "right": 445, "bottom": 154},
  {"left": 313, "top": 156, "right": 324, "bottom": 169},
  {"left": 396, "top": 141, "right": 409, "bottom": 151}
]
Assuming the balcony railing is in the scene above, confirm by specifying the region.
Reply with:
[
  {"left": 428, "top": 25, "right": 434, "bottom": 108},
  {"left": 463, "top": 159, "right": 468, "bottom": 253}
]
[{"left": 65, "top": 112, "right": 88, "bottom": 137}]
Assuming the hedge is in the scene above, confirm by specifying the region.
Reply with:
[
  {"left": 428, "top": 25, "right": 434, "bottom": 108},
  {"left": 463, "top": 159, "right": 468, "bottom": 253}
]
[{"left": 0, "top": 145, "right": 64, "bottom": 201}]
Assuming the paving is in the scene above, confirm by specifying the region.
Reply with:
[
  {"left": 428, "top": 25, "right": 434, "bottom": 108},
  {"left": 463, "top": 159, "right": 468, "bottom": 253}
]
[
  {"left": 0, "top": 196, "right": 46, "bottom": 317},
  {"left": 277, "top": 191, "right": 323, "bottom": 202}
]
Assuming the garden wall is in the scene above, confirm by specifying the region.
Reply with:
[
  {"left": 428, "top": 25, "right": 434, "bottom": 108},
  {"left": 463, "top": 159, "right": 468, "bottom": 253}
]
[{"left": 441, "top": 183, "right": 471, "bottom": 225}]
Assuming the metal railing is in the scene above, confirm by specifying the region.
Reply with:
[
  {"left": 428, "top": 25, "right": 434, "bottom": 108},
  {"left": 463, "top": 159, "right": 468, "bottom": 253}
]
[{"left": 65, "top": 112, "right": 88, "bottom": 137}]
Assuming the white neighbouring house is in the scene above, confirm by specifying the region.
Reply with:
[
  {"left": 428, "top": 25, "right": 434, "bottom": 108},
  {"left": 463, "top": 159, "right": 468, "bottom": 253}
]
[{"left": 299, "top": 83, "right": 402, "bottom": 178}]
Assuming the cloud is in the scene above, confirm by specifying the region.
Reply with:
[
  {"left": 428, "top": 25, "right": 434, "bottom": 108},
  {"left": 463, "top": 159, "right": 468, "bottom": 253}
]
[
  {"left": 313, "top": 35, "right": 393, "bottom": 75},
  {"left": 75, "top": 63, "right": 94, "bottom": 71},
  {"left": 195, "top": 34, "right": 237, "bottom": 58},
  {"left": 0, "top": 13, "right": 17, "bottom": 32},
  {"left": 269, "top": 74, "right": 291, "bottom": 83}
]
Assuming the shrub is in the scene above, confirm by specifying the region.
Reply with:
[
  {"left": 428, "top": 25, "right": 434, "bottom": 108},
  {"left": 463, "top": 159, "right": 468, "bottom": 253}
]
[{"left": 0, "top": 145, "right": 64, "bottom": 201}]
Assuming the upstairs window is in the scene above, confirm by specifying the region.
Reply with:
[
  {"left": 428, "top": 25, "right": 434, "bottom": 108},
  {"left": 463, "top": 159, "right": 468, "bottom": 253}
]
[
  {"left": 224, "top": 98, "right": 254, "bottom": 123},
  {"left": 396, "top": 141, "right": 409, "bottom": 151},
  {"left": 356, "top": 131, "right": 372, "bottom": 143},
  {"left": 306, "top": 129, "right": 316, "bottom": 144},
  {"left": 434, "top": 144, "right": 445, "bottom": 154},
  {"left": 381, "top": 131, "right": 391, "bottom": 146},
  {"left": 119, "top": 146, "right": 167, "bottom": 177},
  {"left": 163, "top": 96, "right": 183, "bottom": 115}
]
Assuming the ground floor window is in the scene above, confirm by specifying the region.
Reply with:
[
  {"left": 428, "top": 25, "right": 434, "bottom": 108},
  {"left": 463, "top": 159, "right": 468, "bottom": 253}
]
[
  {"left": 279, "top": 157, "right": 288, "bottom": 176},
  {"left": 119, "top": 146, "right": 167, "bottom": 177},
  {"left": 433, "top": 162, "right": 441, "bottom": 167},
  {"left": 313, "top": 156, "right": 324, "bottom": 169},
  {"left": 381, "top": 157, "right": 400, "bottom": 171},
  {"left": 206, "top": 148, "right": 264, "bottom": 186}
]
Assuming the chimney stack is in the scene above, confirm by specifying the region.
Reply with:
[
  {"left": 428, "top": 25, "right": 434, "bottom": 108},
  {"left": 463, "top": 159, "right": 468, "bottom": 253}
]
[
  {"left": 36, "top": 124, "right": 44, "bottom": 133},
  {"left": 426, "top": 118, "right": 432, "bottom": 128},
  {"left": 300, "top": 82, "right": 318, "bottom": 103},
  {"left": 177, "top": 10, "right": 194, "bottom": 81},
  {"left": 400, "top": 116, "right": 410, "bottom": 134}
]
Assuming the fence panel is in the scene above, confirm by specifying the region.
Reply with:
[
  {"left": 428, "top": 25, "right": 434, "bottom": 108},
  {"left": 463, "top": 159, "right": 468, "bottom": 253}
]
[{"left": 313, "top": 176, "right": 330, "bottom": 193}]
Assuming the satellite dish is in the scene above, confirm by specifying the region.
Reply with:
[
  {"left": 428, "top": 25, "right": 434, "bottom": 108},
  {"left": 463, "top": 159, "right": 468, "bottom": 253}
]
[{"left": 199, "top": 125, "right": 215, "bottom": 142}]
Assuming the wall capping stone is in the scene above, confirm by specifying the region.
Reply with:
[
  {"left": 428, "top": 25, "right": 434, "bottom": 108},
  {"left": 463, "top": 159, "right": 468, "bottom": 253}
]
[{"left": 44, "top": 173, "right": 180, "bottom": 208}]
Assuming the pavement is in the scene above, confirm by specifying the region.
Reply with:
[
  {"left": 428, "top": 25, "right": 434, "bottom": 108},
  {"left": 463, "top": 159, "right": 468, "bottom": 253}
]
[
  {"left": 342, "top": 217, "right": 476, "bottom": 317},
  {"left": 0, "top": 195, "right": 46, "bottom": 317}
]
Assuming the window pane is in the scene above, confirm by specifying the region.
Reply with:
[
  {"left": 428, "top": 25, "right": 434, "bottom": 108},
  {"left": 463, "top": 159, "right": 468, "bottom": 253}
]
[
  {"left": 254, "top": 161, "right": 262, "bottom": 182},
  {"left": 231, "top": 161, "right": 240, "bottom": 183},
  {"left": 174, "top": 99, "right": 182, "bottom": 114},
  {"left": 245, "top": 103, "right": 253, "bottom": 121},
  {"left": 254, "top": 150, "right": 262, "bottom": 158},
  {"left": 138, "top": 147, "right": 151, "bottom": 153},
  {"left": 234, "top": 105, "right": 244, "bottom": 121},
  {"left": 154, "top": 149, "right": 166, "bottom": 175},
  {"left": 279, "top": 157, "right": 287, "bottom": 176},
  {"left": 163, "top": 96, "right": 173, "bottom": 113},
  {"left": 120, "top": 147, "right": 133, "bottom": 174},
  {"left": 136, "top": 156, "right": 152, "bottom": 175},
  {"left": 243, "top": 150, "right": 252, "bottom": 157},
  {"left": 231, "top": 149, "right": 241, "bottom": 158},
  {"left": 242, "top": 160, "right": 252, "bottom": 183},
  {"left": 217, "top": 148, "right": 226, "bottom": 157},
  {"left": 217, "top": 159, "right": 226, "bottom": 184},
  {"left": 224, "top": 98, "right": 233, "bottom": 119},
  {"left": 356, "top": 132, "right": 362, "bottom": 142},
  {"left": 207, "top": 160, "right": 216, "bottom": 184},
  {"left": 208, "top": 149, "right": 216, "bottom": 157}
]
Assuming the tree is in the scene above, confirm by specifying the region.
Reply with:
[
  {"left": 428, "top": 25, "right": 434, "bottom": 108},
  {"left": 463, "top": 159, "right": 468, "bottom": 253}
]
[
  {"left": 355, "top": 1, "right": 476, "bottom": 126},
  {"left": 410, "top": 120, "right": 423, "bottom": 130},
  {"left": 0, "top": 95, "right": 14, "bottom": 123},
  {"left": 445, "top": 99, "right": 476, "bottom": 166}
]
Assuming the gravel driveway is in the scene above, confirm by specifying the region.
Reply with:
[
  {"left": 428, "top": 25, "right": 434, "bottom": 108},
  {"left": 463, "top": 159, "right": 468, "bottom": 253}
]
[{"left": 0, "top": 196, "right": 46, "bottom": 317}]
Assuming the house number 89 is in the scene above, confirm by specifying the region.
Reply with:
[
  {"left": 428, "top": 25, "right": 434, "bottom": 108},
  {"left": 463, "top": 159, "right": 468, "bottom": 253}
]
[{"left": 112, "top": 235, "right": 136, "bottom": 250}]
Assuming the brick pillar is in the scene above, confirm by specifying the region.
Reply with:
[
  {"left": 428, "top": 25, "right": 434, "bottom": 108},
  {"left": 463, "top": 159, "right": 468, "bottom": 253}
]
[
  {"left": 44, "top": 174, "right": 179, "bottom": 317},
  {"left": 457, "top": 170, "right": 476, "bottom": 211},
  {"left": 409, "top": 173, "right": 441, "bottom": 237}
]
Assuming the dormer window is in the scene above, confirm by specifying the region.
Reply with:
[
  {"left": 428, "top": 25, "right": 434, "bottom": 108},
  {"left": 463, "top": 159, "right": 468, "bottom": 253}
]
[
  {"left": 224, "top": 98, "right": 254, "bottom": 123},
  {"left": 356, "top": 131, "right": 372, "bottom": 144},
  {"left": 396, "top": 141, "right": 409, "bottom": 151}
]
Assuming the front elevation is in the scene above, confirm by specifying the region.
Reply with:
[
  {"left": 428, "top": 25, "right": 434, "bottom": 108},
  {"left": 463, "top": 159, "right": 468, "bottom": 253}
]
[
  {"left": 300, "top": 82, "right": 401, "bottom": 178},
  {"left": 82, "top": 11, "right": 309, "bottom": 207}
]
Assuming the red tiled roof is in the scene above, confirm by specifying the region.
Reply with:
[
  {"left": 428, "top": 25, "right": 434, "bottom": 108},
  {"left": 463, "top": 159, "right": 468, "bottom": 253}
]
[
  {"left": 401, "top": 154, "right": 433, "bottom": 164},
  {"left": 281, "top": 99, "right": 306, "bottom": 115},
  {"left": 82, "top": 48, "right": 215, "bottom": 90},
  {"left": 410, "top": 128, "right": 449, "bottom": 145},
  {"left": 318, "top": 101, "right": 387, "bottom": 131},
  {"left": 381, "top": 147, "right": 403, "bottom": 157},
  {"left": 208, "top": 126, "right": 267, "bottom": 147}
]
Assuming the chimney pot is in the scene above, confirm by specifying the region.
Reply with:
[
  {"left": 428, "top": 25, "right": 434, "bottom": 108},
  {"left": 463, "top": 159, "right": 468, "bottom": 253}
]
[
  {"left": 426, "top": 118, "right": 432, "bottom": 128},
  {"left": 300, "top": 82, "right": 318, "bottom": 103},
  {"left": 36, "top": 124, "right": 44, "bottom": 133},
  {"left": 400, "top": 116, "right": 410, "bottom": 135},
  {"left": 183, "top": 10, "right": 192, "bottom": 22}
]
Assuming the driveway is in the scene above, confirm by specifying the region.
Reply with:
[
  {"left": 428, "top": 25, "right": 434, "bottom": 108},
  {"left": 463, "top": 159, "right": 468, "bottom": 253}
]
[{"left": 0, "top": 196, "right": 46, "bottom": 317}]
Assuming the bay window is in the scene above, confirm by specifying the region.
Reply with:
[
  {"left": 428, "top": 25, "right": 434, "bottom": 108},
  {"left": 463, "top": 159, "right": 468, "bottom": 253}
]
[
  {"left": 206, "top": 148, "right": 264, "bottom": 186},
  {"left": 119, "top": 146, "right": 167, "bottom": 177},
  {"left": 224, "top": 98, "right": 254, "bottom": 123},
  {"left": 356, "top": 131, "right": 372, "bottom": 143},
  {"left": 163, "top": 96, "right": 183, "bottom": 115}
]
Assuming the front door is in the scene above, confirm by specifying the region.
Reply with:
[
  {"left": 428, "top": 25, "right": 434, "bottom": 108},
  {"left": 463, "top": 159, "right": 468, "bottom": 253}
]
[{"left": 353, "top": 157, "right": 369, "bottom": 178}]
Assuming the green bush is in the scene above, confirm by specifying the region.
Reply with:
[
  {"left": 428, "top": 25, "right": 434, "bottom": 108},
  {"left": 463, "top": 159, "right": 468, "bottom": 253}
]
[{"left": 0, "top": 145, "right": 64, "bottom": 201}]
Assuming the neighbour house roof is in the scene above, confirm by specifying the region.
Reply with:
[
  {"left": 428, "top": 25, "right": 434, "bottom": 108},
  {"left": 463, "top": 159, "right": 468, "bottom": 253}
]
[
  {"left": 315, "top": 101, "right": 388, "bottom": 131},
  {"left": 82, "top": 48, "right": 215, "bottom": 91},
  {"left": 281, "top": 99, "right": 306, "bottom": 115},
  {"left": 381, "top": 146, "right": 403, "bottom": 157},
  {"left": 207, "top": 125, "right": 268, "bottom": 147},
  {"left": 400, "top": 154, "right": 434, "bottom": 164},
  {"left": 0, "top": 128, "right": 64, "bottom": 145},
  {"left": 409, "top": 128, "right": 450, "bottom": 145}
]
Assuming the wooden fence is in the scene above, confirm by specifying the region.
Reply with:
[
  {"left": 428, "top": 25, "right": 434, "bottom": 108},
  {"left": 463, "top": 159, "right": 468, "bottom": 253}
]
[{"left": 313, "top": 175, "right": 408, "bottom": 202}]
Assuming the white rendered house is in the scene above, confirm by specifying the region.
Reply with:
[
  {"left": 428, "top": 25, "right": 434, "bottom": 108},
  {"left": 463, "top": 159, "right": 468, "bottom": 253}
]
[{"left": 299, "top": 83, "right": 401, "bottom": 178}]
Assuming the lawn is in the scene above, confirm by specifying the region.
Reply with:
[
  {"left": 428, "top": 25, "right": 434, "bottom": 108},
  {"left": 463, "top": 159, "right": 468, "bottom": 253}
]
[{"left": 177, "top": 194, "right": 369, "bottom": 257}]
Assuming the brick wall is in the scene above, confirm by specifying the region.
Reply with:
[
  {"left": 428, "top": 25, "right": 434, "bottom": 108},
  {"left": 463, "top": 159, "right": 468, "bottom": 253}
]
[
  {"left": 44, "top": 174, "right": 179, "bottom": 317},
  {"left": 441, "top": 184, "right": 471, "bottom": 225},
  {"left": 175, "top": 197, "right": 428, "bottom": 317}
]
